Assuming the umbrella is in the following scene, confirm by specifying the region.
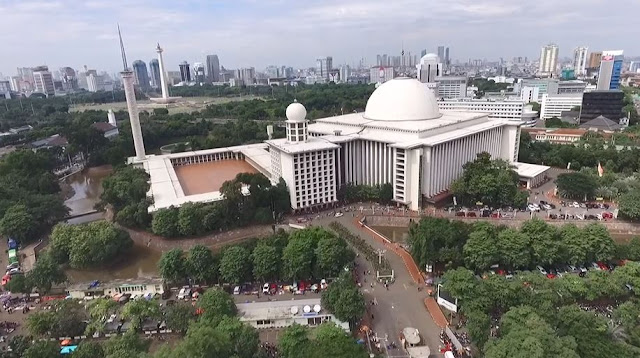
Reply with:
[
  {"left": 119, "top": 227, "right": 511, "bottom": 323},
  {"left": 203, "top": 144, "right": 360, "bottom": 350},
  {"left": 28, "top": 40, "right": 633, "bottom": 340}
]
[{"left": 60, "top": 339, "right": 72, "bottom": 346}]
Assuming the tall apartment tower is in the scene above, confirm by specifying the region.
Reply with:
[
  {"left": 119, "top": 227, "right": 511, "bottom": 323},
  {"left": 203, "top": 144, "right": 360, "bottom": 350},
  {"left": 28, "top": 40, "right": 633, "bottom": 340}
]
[
  {"left": 32, "top": 66, "right": 55, "bottom": 97},
  {"left": 179, "top": 61, "right": 191, "bottom": 82},
  {"left": 573, "top": 47, "right": 588, "bottom": 76},
  {"left": 206, "top": 55, "right": 220, "bottom": 82},
  {"left": 149, "top": 59, "right": 161, "bottom": 88},
  {"left": 316, "top": 57, "right": 333, "bottom": 80},
  {"left": 132, "top": 60, "right": 150, "bottom": 91},
  {"left": 538, "top": 44, "right": 559, "bottom": 77},
  {"left": 597, "top": 50, "right": 624, "bottom": 90}
]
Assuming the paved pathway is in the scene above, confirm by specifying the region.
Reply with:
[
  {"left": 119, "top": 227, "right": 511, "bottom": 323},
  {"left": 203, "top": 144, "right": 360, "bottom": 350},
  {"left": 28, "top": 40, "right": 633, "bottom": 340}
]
[{"left": 313, "top": 214, "right": 445, "bottom": 358}]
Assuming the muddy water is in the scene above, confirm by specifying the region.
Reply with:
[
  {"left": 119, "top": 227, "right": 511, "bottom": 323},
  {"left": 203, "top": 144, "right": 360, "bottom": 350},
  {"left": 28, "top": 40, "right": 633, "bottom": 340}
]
[
  {"left": 370, "top": 226, "right": 410, "bottom": 243},
  {"left": 174, "top": 160, "right": 258, "bottom": 195},
  {"left": 63, "top": 165, "right": 113, "bottom": 215},
  {"left": 65, "top": 243, "right": 162, "bottom": 283}
]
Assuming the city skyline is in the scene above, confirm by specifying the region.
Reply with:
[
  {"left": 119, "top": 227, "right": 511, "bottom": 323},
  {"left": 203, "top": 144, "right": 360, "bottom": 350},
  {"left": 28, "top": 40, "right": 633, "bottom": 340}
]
[{"left": 1, "top": 0, "right": 638, "bottom": 76}]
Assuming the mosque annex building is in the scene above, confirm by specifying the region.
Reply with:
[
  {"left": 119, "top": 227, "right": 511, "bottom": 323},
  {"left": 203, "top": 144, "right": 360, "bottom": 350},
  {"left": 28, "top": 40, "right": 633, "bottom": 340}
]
[{"left": 129, "top": 78, "right": 545, "bottom": 212}]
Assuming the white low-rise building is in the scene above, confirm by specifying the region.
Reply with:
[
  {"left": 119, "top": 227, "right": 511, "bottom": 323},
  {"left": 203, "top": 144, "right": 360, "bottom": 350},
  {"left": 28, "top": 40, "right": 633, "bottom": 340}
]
[
  {"left": 67, "top": 278, "right": 165, "bottom": 300},
  {"left": 540, "top": 94, "right": 584, "bottom": 119},
  {"left": 237, "top": 298, "right": 349, "bottom": 331},
  {"left": 435, "top": 76, "right": 467, "bottom": 99},
  {"left": 437, "top": 98, "right": 525, "bottom": 120}
]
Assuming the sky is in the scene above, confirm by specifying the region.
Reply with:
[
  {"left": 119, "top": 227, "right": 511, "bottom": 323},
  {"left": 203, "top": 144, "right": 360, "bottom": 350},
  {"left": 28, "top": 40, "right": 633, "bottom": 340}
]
[{"left": 1, "top": 0, "right": 638, "bottom": 76}]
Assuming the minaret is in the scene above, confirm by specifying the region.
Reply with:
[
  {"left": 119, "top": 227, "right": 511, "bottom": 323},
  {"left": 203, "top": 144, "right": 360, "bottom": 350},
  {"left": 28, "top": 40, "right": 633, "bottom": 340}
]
[
  {"left": 118, "top": 25, "right": 146, "bottom": 160},
  {"left": 155, "top": 43, "right": 170, "bottom": 100}
]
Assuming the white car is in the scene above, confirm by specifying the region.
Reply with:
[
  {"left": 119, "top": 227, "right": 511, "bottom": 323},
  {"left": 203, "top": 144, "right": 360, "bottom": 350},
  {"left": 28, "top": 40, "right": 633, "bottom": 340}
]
[
  {"left": 527, "top": 204, "right": 539, "bottom": 212},
  {"left": 233, "top": 286, "right": 241, "bottom": 295},
  {"left": 6, "top": 268, "right": 20, "bottom": 275},
  {"left": 262, "top": 283, "right": 270, "bottom": 294},
  {"left": 542, "top": 204, "right": 552, "bottom": 210},
  {"left": 334, "top": 212, "right": 344, "bottom": 217},
  {"left": 571, "top": 202, "right": 580, "bottom": 208},
  {"left": 177, "top": 287, "right": 191, "bottom": 300},
  {"left": 536, "top": 266, "right": 547, "bottom": 275}
]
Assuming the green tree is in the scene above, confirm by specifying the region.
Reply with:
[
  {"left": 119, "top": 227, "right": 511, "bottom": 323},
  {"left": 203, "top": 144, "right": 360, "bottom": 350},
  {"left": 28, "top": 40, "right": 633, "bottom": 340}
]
[
  {"left": 555, "top": 172, "right": 597, "bottom": 200},
  {"left": 121, "top": 299, "right": 161, "bottom": 330},
  {"left": 379, "top": 183, "right": 393, "bottom": 203},
  {"left": 278, "top": 324, "right": 310, "bottom": 358},
  {"left": 23, "top": 341, "right": 60, "bottom": 358},
  {"left": 4, "top": 273, "right": 32, "bottom": 294},
  {"left": 197, "top": 289, "right": 237, "bottom": 324},
  {"left": 86, "top": 298, "right": 119, "bottom": 335},
  {"left": 151, "top": 207, "right": 179, "bottom": 237},
  {"left": 103, "top": 332, "right": 150, "bottom": 358},
  {"left": 0, "top": 204, "right": 35, "bottom": 242},
  {"left": 315, "top": 235, "right": 354, "bottom": 278},
  {"left": 100, "top": 166, "right": 150, "bottom": 211},
  {"left": 321, "top": 272, "right": 365, "bottom": 325},
  {"left": 219, "top": 246, "right": 251, "bottom": 284},
  {"left": 442, "top": 267, "right": 479, "bottom": 306},
  {"left": 165, "top": 302, "right": 195, "bottom": 334},
  {"left": 26, "top": 311, "right": 56, "bottom": 337},
  {"left": 178, "top": 203, "right": 205, "bottom": 236},
  {"left": 187, "top": 245, "right": 218, "bottom": 283},
  {"left": 216, "top": 317, "right": 260, "bottom": 358},
  {"left": 169, "top": 321, "right": 232, "bottom": 358},
  {"left": 252, "top": 243, "right": 281, "bottom": 281},
  {"left": 408, "top": 217, "right": 470, "bottom": 269},
  {"left": 496, "top": 228, "right": 531, "bottom": 269},
  {"left": 7, "top": 335, "right": 31, "bottom": 357},
  {"left": 283, "top": 228, "right": 324, "bottom": 279},
  {"left": 619, "top": 189, "right": 640, "bottom": 221},
  {"left": 520, "top": 219, "right": 561, "bottom": 266},
  {"left": 463, "top": 225, "right": 498, "bottom": 271},
  {"left": 158, "top": 249, "right": 188, "bottom": 283},
  {"left": 582, "top": 223, "right": 615, "bottom": 262},
  {"left": 72, "top": 341, "right": 105, "bottom": 358},
  {"left": 309, "top": 322, "right": 368, "bottom": 358},
  {"left": 26, "top": 251, "right": 66, "bottom": 293},
  {"left": 559, "top": 224, "right": 588, "bottom": 265},
  {"left": 465, "top": 309, "right": 491, "bottom": 350}
]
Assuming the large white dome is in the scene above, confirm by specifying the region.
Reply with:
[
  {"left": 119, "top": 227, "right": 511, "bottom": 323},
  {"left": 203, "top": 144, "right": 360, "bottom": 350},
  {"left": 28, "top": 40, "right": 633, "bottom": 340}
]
[{"left": 364, "top": 77, "right": 442, "bottom": 121}]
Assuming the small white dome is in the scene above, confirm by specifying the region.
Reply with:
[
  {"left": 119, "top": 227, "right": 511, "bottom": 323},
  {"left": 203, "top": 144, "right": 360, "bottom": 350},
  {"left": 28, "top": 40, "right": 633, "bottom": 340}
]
[
  {"left": 364, "top": 77, "right": 442, "bottom": 121},
  {"left": 286, "top": 101, "right": 307, "bottom": 122}
]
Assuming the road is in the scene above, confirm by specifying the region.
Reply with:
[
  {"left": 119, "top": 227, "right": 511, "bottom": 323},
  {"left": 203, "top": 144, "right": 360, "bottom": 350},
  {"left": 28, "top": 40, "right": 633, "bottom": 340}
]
[{"left": 313, "top": 214, "right": 445, "bottom": 358}]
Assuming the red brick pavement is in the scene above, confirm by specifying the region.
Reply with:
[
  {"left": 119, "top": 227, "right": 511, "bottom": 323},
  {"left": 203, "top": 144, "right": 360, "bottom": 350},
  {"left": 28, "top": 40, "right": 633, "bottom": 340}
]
[{"left": 425, "top": 298, "right": 449, "bottom": 328}]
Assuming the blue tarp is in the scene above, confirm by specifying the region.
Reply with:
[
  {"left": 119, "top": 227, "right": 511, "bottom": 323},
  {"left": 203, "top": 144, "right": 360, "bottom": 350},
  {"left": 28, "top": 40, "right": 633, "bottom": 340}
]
[
  {"left": 7, "top": 239, "right": 17, "bottom": 250},
  {"left": 60, "top": 345, "right": 78, "bottom": 354}
]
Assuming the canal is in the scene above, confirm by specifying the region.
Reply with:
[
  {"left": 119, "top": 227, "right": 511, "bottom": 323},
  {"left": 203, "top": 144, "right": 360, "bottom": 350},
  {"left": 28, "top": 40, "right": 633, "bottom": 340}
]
[{"left": 62, "top": 165, "right": 112, "bottom": 217}]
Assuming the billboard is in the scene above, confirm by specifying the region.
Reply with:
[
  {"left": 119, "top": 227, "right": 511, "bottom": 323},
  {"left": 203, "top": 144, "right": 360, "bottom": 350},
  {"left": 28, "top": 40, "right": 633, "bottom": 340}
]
[{"left": 437, "top": 284, "right": 458, "bottom": 312}]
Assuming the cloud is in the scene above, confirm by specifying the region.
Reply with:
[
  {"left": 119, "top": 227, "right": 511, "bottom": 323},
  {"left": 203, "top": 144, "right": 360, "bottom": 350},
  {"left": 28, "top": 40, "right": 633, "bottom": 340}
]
[{"left": 0, "top": 0, "right": 638, "bottom": 76}]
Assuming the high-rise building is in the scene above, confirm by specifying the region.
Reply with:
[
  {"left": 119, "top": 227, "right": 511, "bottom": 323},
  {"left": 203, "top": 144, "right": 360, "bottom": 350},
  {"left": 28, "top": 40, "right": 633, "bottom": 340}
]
[
  {"left": 597, "top": 50, "right": 624, "bottom": 90},
  {"left": 417, "top": 54, "right": 442, "bottom": 84},
  {"left": 17, "top": 67, "right": 34, "bottom": 84},
  {"left": 149, "top": 59, "right": 161, "bottom": 88},
  {"left": 538, "top": 43, "right": 559, "bottom": 77},
  {"left": 9, "top": 76, "right": 20, "bottom": 92},
  {"left": 369, "top": 66, "right": 394, "bottom": 84},
  {"left": 32, "top": 65, "right": 55, "bottom": 97},
  {"left": 206, "top": 55, "right": 220, "bottom": 82},
  {"left": 629, "top": 61, "right": 640, "bottom": 73},
  {"left": 587, "top": 51, "right": 602, "bottom": 70},
  {"left": 132, "top": 60, "right": 150, "bottom": 91},
  {"left": 179, "top": 61, "right": 191, "bottom": 82},
  {"left": 193, "top": 62, "right": 206, "bottom": 84},
  {"left": 235, "top": 68, "right": 256, "bottom": 86},
  {"left": 316, "top": 57, "right": 333, "bottom": 80},
  {"left": 420, "top": 49, "right": 427, "bottom": 57},
  {"left": 572, "top": 47, "right": 588, "bottom": 76},
  {"left": 59, "top": 67, "right": 78, "bottom": 91},
  {"left": 437, "top": 46, "right": 445, "bottom": 62},
  {"left": 339, "top": 65, "right": 351, "bottom": 83},
  {"left": 580, "top": 90, "right": 624, "bottom": 122}
]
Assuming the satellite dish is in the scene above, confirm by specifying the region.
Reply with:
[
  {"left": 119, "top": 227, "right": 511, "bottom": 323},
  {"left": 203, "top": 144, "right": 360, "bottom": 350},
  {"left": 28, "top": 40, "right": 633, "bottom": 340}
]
[
  {"left": 313, "top": 304, "right": 321, "bottom": 313},
  {"left": 290, "top": 306, "right": 299, "bottom": 315},
  {"left": 303, "top": 305, "right": 311, "bottom": 313}
]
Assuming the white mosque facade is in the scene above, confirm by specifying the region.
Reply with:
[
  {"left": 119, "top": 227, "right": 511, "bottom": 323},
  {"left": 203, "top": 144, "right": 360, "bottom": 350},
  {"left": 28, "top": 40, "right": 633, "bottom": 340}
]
[{"left": 129, "top": 78, "right": 544, "bottom": 212}]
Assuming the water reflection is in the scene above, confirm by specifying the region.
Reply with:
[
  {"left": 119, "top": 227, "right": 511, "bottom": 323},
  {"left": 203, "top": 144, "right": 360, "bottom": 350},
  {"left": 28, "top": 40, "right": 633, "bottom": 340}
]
[
  {"left": 65, "top": 243, "right": 161, "bottom": 283},
  {"left": 63, "top": 165, "right": 113, "bottom": 216},
  {"left": 370, "top": 226, "right": 409, "bottom": 243}
]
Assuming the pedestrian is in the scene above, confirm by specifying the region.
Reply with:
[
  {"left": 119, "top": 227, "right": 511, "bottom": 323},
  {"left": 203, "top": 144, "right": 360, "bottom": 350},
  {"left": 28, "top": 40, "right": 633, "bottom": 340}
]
[
  {"left": 370, "top": 282, "right": 374, "bottom": 288},
  {"left": 371, "top": 314, "right": 374, "bottom": 320}
]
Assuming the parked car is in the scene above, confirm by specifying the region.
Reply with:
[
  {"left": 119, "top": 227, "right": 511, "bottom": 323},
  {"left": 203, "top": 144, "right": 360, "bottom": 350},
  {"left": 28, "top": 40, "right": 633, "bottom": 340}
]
[
  {"left": 466, "top": 212, "right": 477, "bottom": 218},
  {"left": 6, "top": 268, "right": 20, "bottom": 275},
  {"left": 536, "top": 266, "right": 547, "bottom": 275},
  {"left": 262, "top": 283, "right": 270, "bottom": 294},
  {"left": 596, "top": 261, "right": 610, "bottom": 271},
  {"left": 589, "top": 262, "right": 602, "bottom": 271},
  {"left": 334, "top": 212, "right": 344, "bottom": 218},
  {"left": 5, "top": 263, "right": 19, "bottom": 270},
  {"left": 178, "top": 287, "right": 191, "bottom": 300},
  {"left": 455, "top": 211, "right": 465, "bottom": 217}
]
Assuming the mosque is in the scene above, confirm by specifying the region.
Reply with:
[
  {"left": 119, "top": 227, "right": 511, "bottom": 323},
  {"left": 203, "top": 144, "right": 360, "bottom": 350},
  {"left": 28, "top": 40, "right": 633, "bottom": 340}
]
[{"left": 126, "top": 73, "right": 548, "bottom": 212}]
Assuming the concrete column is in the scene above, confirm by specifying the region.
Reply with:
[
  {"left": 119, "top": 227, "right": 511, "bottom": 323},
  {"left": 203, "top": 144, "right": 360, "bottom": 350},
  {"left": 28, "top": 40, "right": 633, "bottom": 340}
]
[{"left": 121, "top": 70, "right": 146, "bottom": 160}]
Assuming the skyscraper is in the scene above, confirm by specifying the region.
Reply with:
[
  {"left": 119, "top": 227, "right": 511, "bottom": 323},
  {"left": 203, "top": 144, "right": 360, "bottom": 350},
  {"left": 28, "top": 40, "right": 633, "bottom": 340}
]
[
  {"left": 587, "top": 51, "right": 603, "bottom": 70},
  {"left": 179, "top": 61, "right": 191, "bottom": 82},
  {"left": 193, "top": 62, "right": 205, "bottom": 84},
  {"left": 437, "top": 46, "right": 445, "bottom": 62},
  {"left": 538, "top": 44, "right": 559, "bottom": 77},
  {"left": 339, "top": 65, "right": 351, "bottom": 83},
  {"left": 32, "top": 65, "right": 55, "bottom": 97},
  {"left": 206, "top": 55, "right": 220, "bottom": 82},
  {"left": 59, "top": 67, "right": 78, "bottom": 91},
  {"left": 417, "top": 54, "right": 442, "bottom": 84},
  {"left": 132, "top": 60, "right": 150, "bottom": 91},
  {"left": 149, "top": 59, "right": 161, "bottom": 88},
  {"left": 316, "top": 57, "right": 333, "bottom": 80},
  {"left": 421, "top": 49, "right": 427, "bottom": 57},
  {"left": 572, "top": 47, "right": 588, "bottom": 76},
  {"left": 597, "top": 50, "right": 624, "bottom": 90}
]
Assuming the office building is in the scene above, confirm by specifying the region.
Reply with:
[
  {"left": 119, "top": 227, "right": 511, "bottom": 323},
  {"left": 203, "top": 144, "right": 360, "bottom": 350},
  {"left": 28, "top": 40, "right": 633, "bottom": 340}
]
[
  {"left": 416, "top": 54, "right": 442, "bottom": 84},
  {"left": 437, "top": 98, "right": 526, "bottom": 120},
  {"left": 59, "top": 67, "right": 77, "bottom": 91},
  {"left": 193, "top": 62, "right": 206, "bottom": 84},
  {"left": 32, "top": 65, "right": 55, "bottom": 97},
  {"left": 179, "top": 61, "right": 191, "bottom": 83},
  {"left": 538, "top": 44, "right": 559, "bottom": 77},
  {"left": 579, "top": 90, "right": 624, "bottom": 122},
  {"left": 316, "top": 57, "right": 333, "bottom": 81},
  {"left": 540, "top": 94, "right": 584, "bottom": 119},
  {"left": 521, "top": 87, "right": 540, "bottom": 104},
  {"left": 0, "top": 81, "right": 10, "bottom": 99},
  {"left": 437, "top": 46, "right": 450, "bottom": 68},
  {"left": 420, "top": 49, "right": 427, "bottom": 57},
  {"left": 9, "top": 77, "right": 20, "bottom": 92},
  {"left": 235, "top": 68, "right": 256, "bottom": 86},
  {"left": 435, "top": 77, "right": 467, "bottom": 99},
  {"left": 149, "top": 59, "right": 161, "bottom": 88},
  {"left": 587, "top": 51, "right": 602, "bottom": 69},
  {"left": 87, "top": 73, "right": 103, "bottom": 92},
  {"left": 369, "top": 66, "right": 394, "bottom": 84},
  {"left": 132, "top": 60, "right": 150, "bottom": 90},
  {"left": 597, "top": 50, "right": 624, "bottom": 90},
  {"left": 558, "top": 80, "right": 587, "bottom": 95},
  {"left": 573, "top": 47, "right": 588, "bottom": 76},
  {"left": 521, "top": 78, "right": 559, "bottom": 101},
  {"left": 339, "top": 65, "right": 351, "bottom": 83},
  {"left": 629, "top": 61, "right": 640, "bottom": 73},
  {"left": 130, "top": 77, "right": 532, "bottom": 212},
  {"left": 206, "top": 55, "right": 220, "bottom": 82}
]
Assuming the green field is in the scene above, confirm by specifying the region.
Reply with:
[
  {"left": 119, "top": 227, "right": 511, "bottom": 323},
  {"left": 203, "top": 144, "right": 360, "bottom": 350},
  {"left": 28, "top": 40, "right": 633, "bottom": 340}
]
[{"left": 70, "top": 95, "right": 263, "bottom": 115}]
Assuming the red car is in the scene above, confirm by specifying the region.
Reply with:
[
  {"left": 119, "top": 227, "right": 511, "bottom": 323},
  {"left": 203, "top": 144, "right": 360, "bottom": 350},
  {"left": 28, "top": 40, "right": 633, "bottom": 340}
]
[
  {"left": 466, "top": 212, "right": 477, "bottom": 218},
  {"left": 596, "top": 261, "right": 610, "bottom": 271},
  {"left": 546, "top": 273, "right": 557, "bottom": 279}
]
